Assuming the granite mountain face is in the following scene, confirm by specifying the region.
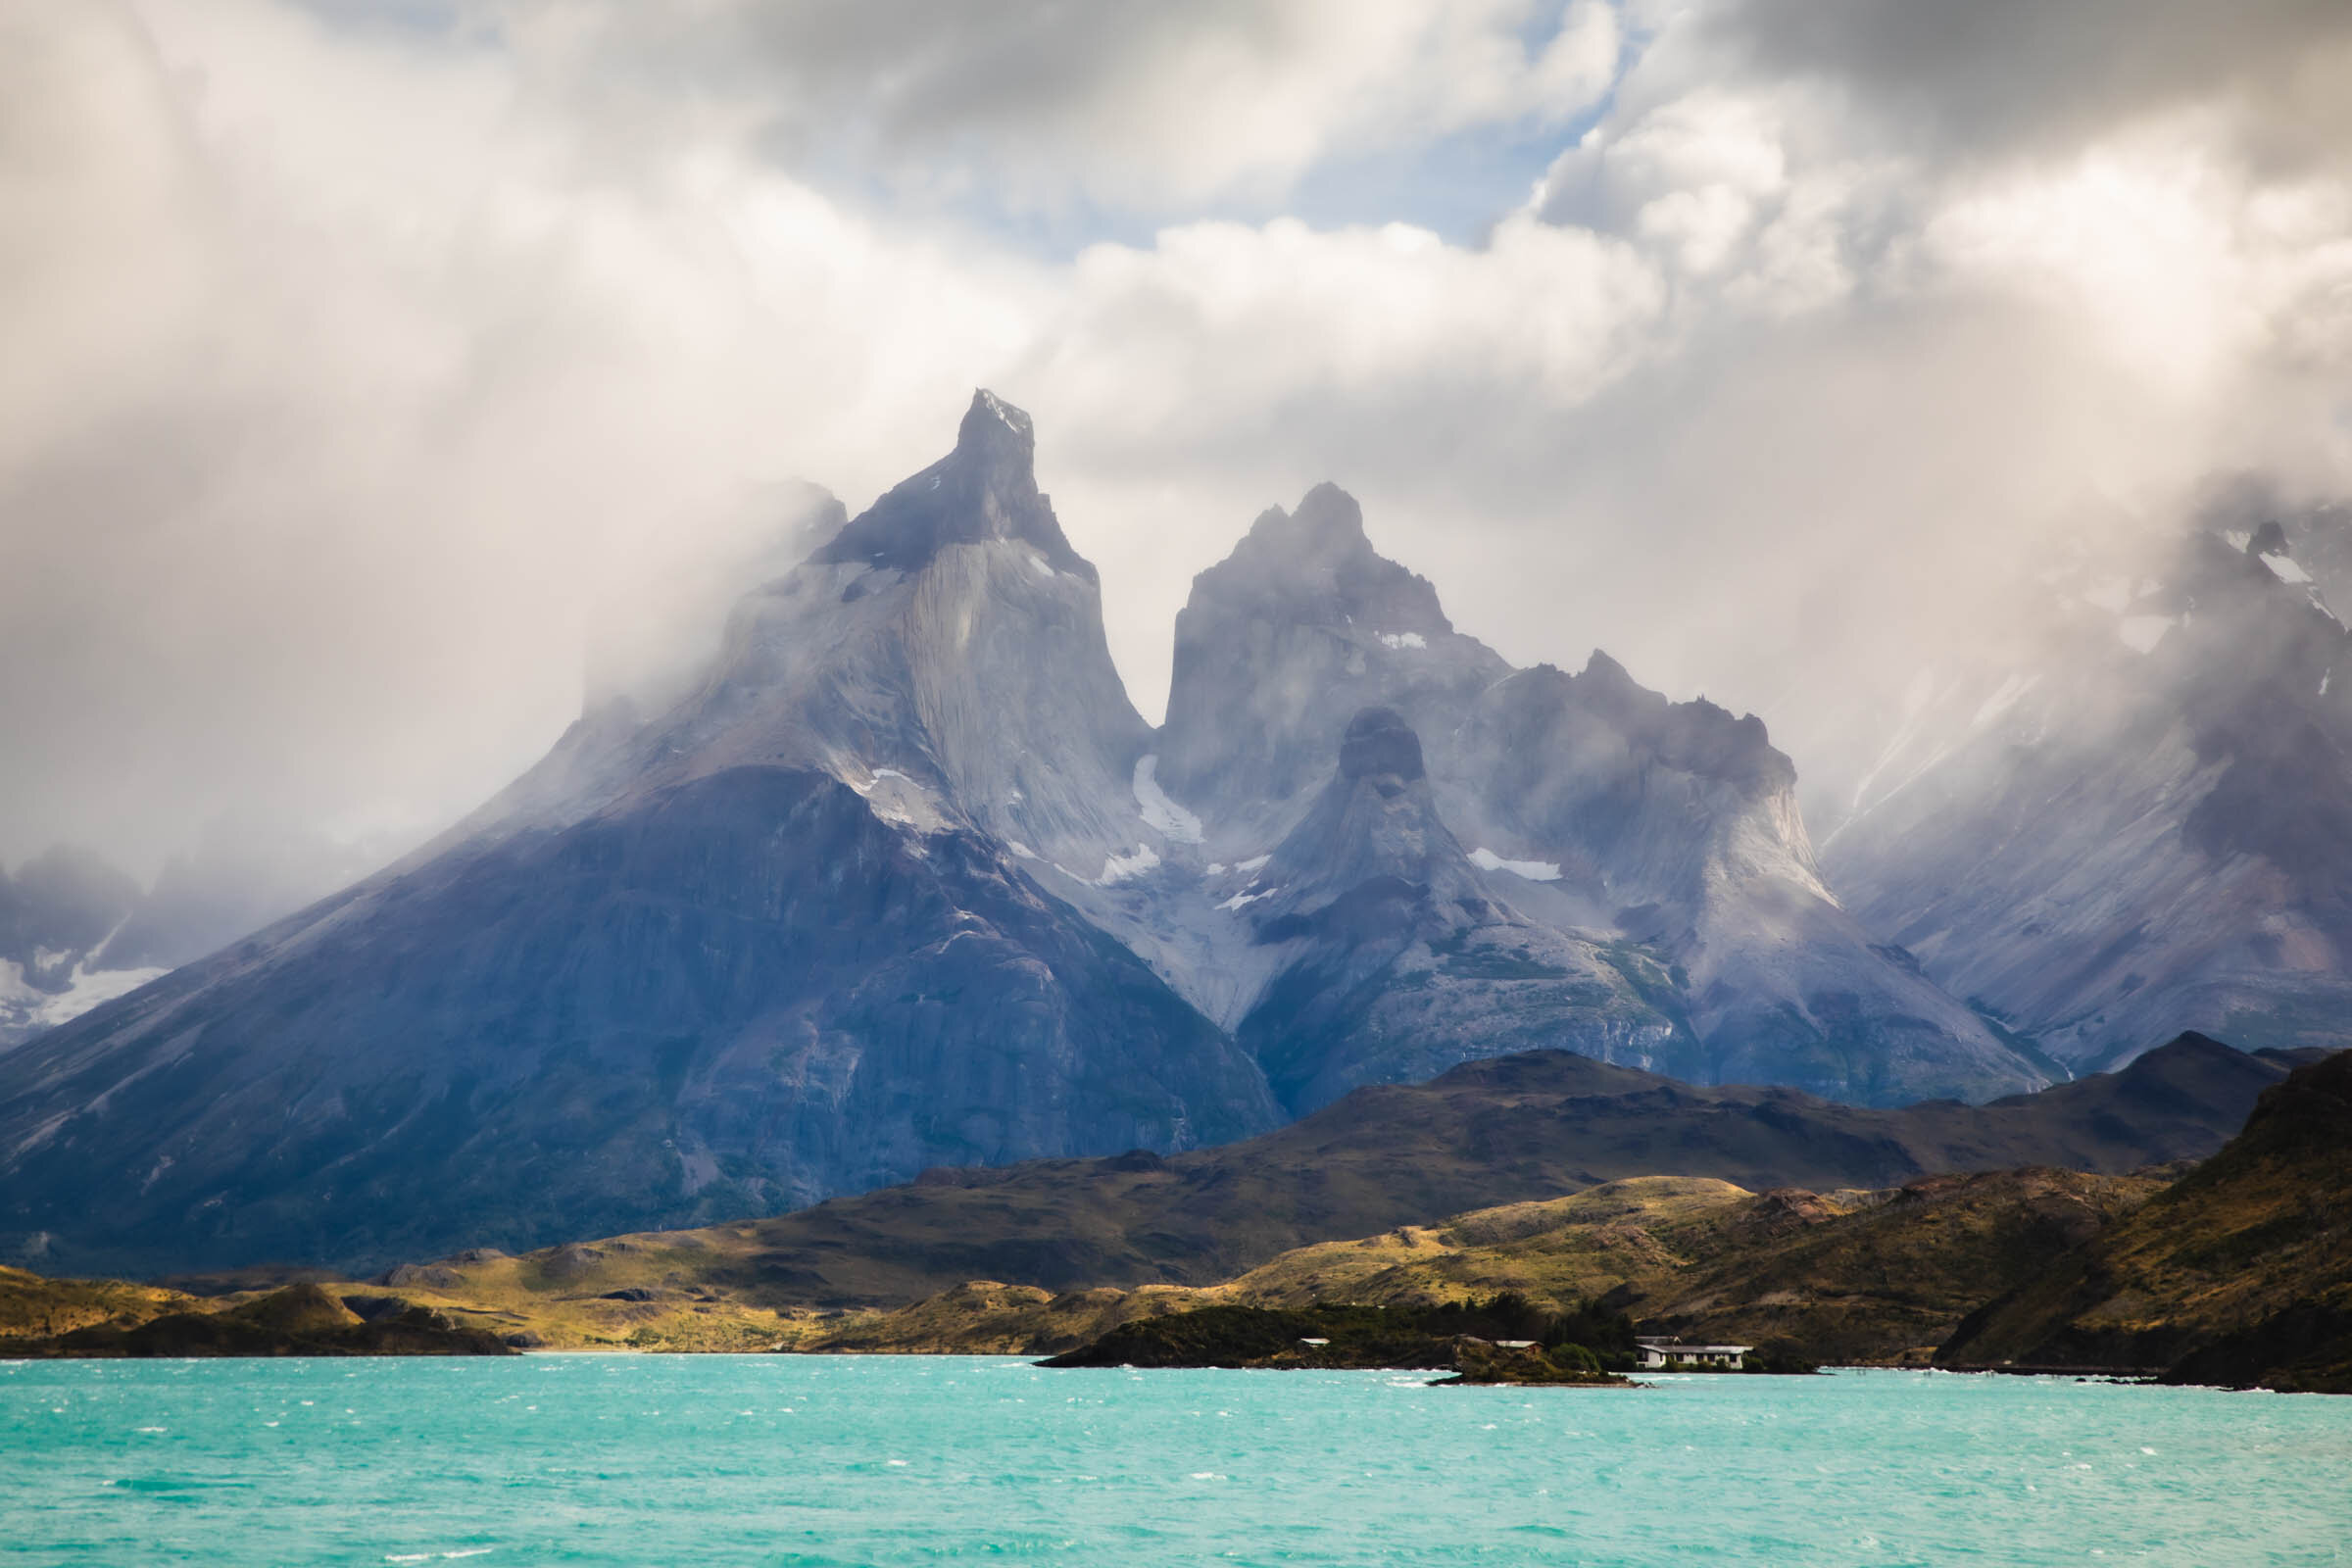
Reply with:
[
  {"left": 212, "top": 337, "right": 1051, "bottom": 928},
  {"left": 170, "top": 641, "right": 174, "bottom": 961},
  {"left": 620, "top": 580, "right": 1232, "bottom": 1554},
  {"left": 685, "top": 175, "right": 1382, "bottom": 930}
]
[
  {"left": 0, "top": 394, "right": 1276, "bottom": 1275},
  {"left": 1149, "top": 485, "right": 2044, "bottom": 1108},
  {"left": 3, "top": 392, "right": 2066, "bottom": 1273},
  {"left": 1155, "top": 485, "right": 1513, "bottom": 832},
  {"left": 1229, "top": 708, "right": 1678, "bottom": 1114}
]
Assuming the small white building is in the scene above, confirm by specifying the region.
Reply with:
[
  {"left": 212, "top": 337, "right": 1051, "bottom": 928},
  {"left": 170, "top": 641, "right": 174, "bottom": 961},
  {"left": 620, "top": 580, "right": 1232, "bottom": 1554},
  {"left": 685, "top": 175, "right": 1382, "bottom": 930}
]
[{"left": 1635, "top": 1336, "right": 1751, "bottom": 1370}]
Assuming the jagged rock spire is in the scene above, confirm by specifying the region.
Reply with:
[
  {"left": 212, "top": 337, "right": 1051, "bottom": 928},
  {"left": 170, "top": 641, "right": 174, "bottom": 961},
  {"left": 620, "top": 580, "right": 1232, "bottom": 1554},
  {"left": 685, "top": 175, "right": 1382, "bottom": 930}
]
[
  {"left": 1157, "top": 484, "right": 1509, "bottom": 814},
  {"left": 810, "top": 389, "right": 1093, "bottom": 580}
]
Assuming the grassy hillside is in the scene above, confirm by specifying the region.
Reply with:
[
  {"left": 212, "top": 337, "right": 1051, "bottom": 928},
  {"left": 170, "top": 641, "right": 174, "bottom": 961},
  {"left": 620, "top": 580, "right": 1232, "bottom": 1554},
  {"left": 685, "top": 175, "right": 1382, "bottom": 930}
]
[
  {"left": 0, "top": 1280, "right": 514, "bottom": 1357},
  {"left": 1938, "top": 1050, "right": 2352, "bottom": 1390},
  {"left": 790, "top": 1168, "right": 2166, "bottom": 1365},
  {"left": 0, "top": 1264, "right": 196, "bottom": 1340},
  {"left": 1, "top": 1167, "right": 2172, "bottom": 1363}
]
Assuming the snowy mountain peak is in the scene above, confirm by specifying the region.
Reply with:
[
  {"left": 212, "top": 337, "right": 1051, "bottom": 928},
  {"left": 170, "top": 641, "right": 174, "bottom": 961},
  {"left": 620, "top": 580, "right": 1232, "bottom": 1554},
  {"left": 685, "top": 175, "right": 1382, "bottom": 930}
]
[{"left": 1562, "top": 650, "right": 1793, "bottom": 794}]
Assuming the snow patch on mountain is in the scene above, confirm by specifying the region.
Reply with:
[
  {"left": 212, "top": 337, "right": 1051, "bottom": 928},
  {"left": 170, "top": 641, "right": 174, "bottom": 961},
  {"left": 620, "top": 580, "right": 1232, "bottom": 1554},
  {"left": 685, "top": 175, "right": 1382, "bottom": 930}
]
[
  {"left": 977, "top": 389, "right": 1025, "bottom": 432},
  {"left": 2119, "top": 615, "right": 2175, "bottom": 654},
  {"left": 1, "top": 956, "right": 169, "bottom": 1037},
  {"left": 1095, "top": 845, "right": 1163, "bottom": 885},
  {"left": 1468, "top": 847, "right": 1563, "bottom": 881},
  {"left": 1378, "top": 631, "right": 1427, "bottom": 651}
]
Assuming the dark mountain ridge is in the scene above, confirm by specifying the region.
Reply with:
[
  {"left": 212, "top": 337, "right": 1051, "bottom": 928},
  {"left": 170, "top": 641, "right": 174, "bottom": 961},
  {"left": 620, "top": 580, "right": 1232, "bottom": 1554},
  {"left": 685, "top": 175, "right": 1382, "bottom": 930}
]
[{"left": 1937, "top": 1046, "right": 2352, "bottom": 1390}]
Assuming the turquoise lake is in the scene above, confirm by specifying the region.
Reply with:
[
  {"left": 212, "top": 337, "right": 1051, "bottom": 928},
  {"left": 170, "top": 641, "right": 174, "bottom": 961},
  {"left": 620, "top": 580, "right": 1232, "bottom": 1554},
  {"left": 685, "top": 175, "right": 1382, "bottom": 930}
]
[{"left": 2, "top": 1357, "right": 2345, "bottom": 1565}]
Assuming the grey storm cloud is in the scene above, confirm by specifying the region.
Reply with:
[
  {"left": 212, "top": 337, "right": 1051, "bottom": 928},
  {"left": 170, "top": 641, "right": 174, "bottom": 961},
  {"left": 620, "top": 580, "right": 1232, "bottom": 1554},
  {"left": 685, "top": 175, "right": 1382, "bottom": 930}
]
[
  {"left": 0, "top": 0, "right": 2347, "bottom": 898},
  {"left": 1699, "top": 0, "right": 2352, "bottom": 174}
]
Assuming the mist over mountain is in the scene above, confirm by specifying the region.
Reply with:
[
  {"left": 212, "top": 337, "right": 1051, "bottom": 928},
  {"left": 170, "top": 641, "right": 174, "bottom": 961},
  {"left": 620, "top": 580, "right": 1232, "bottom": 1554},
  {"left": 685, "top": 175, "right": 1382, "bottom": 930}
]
[
  {"left": 1825, "top": 513, "right": 2352, "bottom": 1070},
  {"left": 0, "top": 396, "right": 1277, "bottom": 1275},
  {"left": 0, "top": 846, "right": 147, "bottom": 1051},
  {"left": 0, "top": 820, "right": 402, "bottom": 1053},
  {"left": 10, "top": 390, "right": 2352, "bottom": 1279},
  {"left": 7, "top": 0, "right": 2347, "bottom": 909}
]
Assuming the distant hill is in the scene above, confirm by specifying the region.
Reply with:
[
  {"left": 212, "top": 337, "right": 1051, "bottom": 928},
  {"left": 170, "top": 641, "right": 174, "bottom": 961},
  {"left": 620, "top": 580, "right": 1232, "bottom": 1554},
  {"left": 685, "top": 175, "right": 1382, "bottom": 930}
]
[
  {"left": 12, "top": 1041, "right": 2309, "bottom": 1366},
  {"left": 4, "top": 1167, "right": 2169, "bottom": 1366},
  {"left": 618, "top": 1167, "right": 2167, "bottom": 1363},
  {"left": 1938, "top": 1048, "right": 2352, "bottom": 1392},
  {"left": 372, "top": 1033, "right": 2297, "bottom": 1312},
  {"left": 0, "top": 1279, "right": 513, "bottom": 1359}
]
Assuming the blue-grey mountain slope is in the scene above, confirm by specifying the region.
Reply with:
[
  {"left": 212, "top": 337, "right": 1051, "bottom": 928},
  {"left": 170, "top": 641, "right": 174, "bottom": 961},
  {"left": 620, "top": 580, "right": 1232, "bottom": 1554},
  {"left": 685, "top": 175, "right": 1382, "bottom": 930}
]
[
  {"left": 1825, "top": 520, "right": 2352, "bottom": 1070},
  {"left": 0, "top": 394, "right": 1275, "bottom": 1277}
]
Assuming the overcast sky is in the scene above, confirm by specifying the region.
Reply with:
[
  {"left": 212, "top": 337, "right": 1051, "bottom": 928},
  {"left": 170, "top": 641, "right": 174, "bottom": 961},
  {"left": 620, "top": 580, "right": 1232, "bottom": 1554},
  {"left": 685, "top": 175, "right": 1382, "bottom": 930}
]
[{"left": 5, "top": 0, "right": 2350, "bottom": 876}]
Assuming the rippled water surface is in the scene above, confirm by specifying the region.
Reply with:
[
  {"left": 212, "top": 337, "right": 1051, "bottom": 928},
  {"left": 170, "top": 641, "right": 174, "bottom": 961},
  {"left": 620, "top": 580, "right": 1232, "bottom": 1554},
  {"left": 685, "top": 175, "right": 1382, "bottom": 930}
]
[{"left": 2, "top": 1357, "right": 2345, "bottom": 1565}]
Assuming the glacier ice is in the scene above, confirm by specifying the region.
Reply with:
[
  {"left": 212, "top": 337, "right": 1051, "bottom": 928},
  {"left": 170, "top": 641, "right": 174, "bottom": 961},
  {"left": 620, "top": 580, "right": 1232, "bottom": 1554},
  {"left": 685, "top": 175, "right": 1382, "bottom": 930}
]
[{"left": 1132, "top": 756, "right": 1204, "bottom": 845}]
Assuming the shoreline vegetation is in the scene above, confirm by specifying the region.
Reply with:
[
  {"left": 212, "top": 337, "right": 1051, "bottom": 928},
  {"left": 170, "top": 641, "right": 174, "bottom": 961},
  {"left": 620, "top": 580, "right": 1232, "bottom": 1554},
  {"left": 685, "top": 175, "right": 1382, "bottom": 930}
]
[
  {"left": 1035, "top": 1297, "right": 1733, "bottom": 1385},
  {"left": 4, "top": 1050, "right": 2343, "bottom": 1392}
]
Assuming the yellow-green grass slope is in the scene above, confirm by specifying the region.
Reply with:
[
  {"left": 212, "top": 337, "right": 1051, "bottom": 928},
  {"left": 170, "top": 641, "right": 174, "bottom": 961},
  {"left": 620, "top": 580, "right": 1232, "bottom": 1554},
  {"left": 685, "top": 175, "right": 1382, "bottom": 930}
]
[
  {"left": 0, "top": 1265, "right": 196, "bottom": 1341},
  {"left": 792, "top": 1167, "right": 2164, "bottom": 1364}
]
